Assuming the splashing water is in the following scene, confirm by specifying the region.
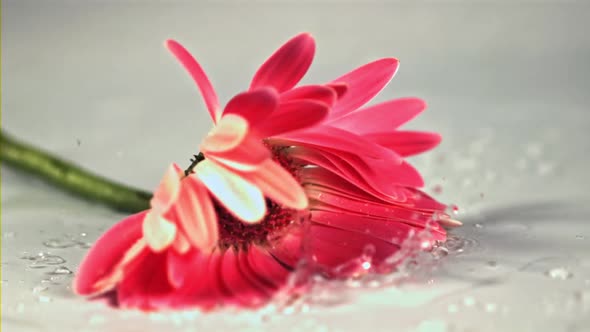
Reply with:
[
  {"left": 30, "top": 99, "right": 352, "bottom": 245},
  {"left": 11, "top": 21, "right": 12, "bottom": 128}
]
[{"left": 21, "top": 252, "right": 66, "bottom": 269}]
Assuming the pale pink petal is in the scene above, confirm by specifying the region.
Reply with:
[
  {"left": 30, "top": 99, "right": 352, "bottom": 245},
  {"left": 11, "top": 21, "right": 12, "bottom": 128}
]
[
  {"left": 142, "top": 211, "right": 177, "bottom": 252},
  {"left": 194, "top": 159, "right": 266, "bottom": 223},
  {"left": 365, "top": 131, "right": 442, "bottom": 157},
  {"left": 240, "top": 159, "right": 308, "bottom": 210},
  {"left": 172, "top": 175, "right": 218, "bottom": 251},
  {"left": 207, "top": 134, "right": 271, "bottom": 171},
  {"left": 201, "top": 114, "right": 248, "bottom": 153},
  {"left": 166, "top": 39, "right": 220, "bottom": 122},
  {"left": 166, "top": 249, "right": 200, "bottom": 289},
  {"left": 328, "top": 98, "right": 426, "bottom": 134},
  {"left": 255, "top": 100, "right": 329, "bottom": 137},
  {"left": 172, "top": 229, "right": 191, "bottom": 254},
  {"left": 329, "top": 58, "right": 399, "bottom": 119},
  {"left": 74, "top": 211, "right": 147, "bottom": 295},
  {"left": 222, "top": 87, "right": 278, "bottom": 125},
  {"left": 279, "top": 84, "right": 337, "bottom": 106},
  {"left": 250, "top": 33, "right": 315, "bottom": 92},
  {"left": 150, "top": 163, "right": 183, "bottom": 212}
]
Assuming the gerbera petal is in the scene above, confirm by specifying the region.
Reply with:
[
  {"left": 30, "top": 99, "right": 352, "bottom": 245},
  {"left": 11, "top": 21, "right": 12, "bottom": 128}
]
[
  {"left": 329, "top": 58, "right": 399, "bottom": 119},
  {"left": 308, "top": 224, "right": 402, "bottom": 276},
  {"left": 73, "top": 211, "right": 147, "bottom": 295},
  {"left": 194, "top": 159, "right": 266, "bottom": 223},
  {"left": 255, "top": 100, "right": 329, "bottom": 138},
  {"left": 279, "top": 84, "right": 337, "bottom": 106},
  {"left": 201, "top": 114, "right": 249, "bottom": 154},
  {"left": 173, "top": 175, "right": 218, "bottom": 251},
  {"left": 266, "top": 226, "right": 303, "bottom": 269},
  {"left": 328, "top": 97, "right": 426, "bottom": 134},
  {"left": 142, "top": 211, "right": 177, "bottom": 252},
  {"left": 250, "top": 33, "right": 315, "bottom": 92},
  {"left": 326, "top": 82, "right": 348, "bottom": 99},
  {"left": 247, "top": 246, "right": 291, "bottom": 288},
  {"left": 222, "top": 87, "right": 279, "bottom": 125},
  {"left": 206, "top": 134, "right": 271, "bottom": 171},
  {"left": 166, "top": 39, "right": 220, "bottom": 122},
  {"left": 220, "top": 249, "right": 268, "bottom": 307},
  {"left": 365, "top": 131, "right": 442, "bottom": 157},
  {"left": 166, "top": 249, "right": 199, "bottom": 289},
  {"left": 274, "top": 125, "right": 395, "bottom": 160},
  {"left": 240, "top": 159, "right": 308, "bottom": 210},
  {"left": 150, "top": 163, "right": 183, "bottom": 212}
]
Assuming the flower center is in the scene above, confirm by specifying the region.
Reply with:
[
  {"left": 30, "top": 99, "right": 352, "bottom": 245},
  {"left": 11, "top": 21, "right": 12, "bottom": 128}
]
[{"left": 213, "top": 146, "right": 305, "bottom": 250}]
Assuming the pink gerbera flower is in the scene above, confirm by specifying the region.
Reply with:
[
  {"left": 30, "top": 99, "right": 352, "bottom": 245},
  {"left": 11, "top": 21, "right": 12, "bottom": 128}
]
[{"left": 74, "top": 33, "right": 459, "bottom": 311}]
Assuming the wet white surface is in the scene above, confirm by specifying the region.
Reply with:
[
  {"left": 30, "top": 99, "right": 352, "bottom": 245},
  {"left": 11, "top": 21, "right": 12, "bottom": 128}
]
[{"left": 2, "top": 2, "right": 590, "bottom": 332}]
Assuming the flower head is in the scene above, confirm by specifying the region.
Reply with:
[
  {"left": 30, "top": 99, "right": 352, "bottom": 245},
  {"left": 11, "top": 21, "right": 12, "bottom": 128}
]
[{"left": 74, "top": 33, "right": 459, "bottom": 311}]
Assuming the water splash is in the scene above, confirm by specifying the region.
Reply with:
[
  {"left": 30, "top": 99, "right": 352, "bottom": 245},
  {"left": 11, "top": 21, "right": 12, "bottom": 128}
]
[
  {"left": 21, "top": 252, "right": 66, "bottom": 269},
  {"left": 43, "top": 233, "right": 92, "bottom": 249},
  {"left": 546, "top": 267, "right": 573, "bottom": 280}
]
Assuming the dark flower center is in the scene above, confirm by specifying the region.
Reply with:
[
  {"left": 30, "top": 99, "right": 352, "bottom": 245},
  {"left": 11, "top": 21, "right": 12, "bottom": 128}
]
[{"left": 212, "top": 146, "right": 305, "bottom": 251}]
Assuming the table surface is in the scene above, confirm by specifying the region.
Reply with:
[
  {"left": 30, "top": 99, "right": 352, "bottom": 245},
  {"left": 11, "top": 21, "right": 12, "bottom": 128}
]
[{"left": 2, "top": 2, "right": 590, "bottom": 332}]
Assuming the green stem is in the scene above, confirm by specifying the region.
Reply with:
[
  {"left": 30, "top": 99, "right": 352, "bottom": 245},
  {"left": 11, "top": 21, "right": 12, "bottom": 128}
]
[{"left": 0, "top": 130, "right": 152, "bottom": 213}]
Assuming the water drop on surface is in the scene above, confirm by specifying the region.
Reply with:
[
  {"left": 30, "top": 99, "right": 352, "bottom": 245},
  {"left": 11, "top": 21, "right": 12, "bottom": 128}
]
[
  {"left": 487, "top": 260, "right": 498, "bottom": 268},
  {"left": 43, "top": 237, "right": 78, "bottom": 249},
  {"left": 546, "top": 267, "right": 573, "bottom": 280},
  {"left": 32, "top": 285, "right": 48, "bottom": 294},
  {"left": 473, "top": 223, "right": 484, "bottom": 229},
  {"left": 463, "top": 296, "right": 476, "bottom": 307},
  {"left": 37, "top": 295, "right": 52, "bottom": 303},
  {"left": 47, "top": 266, "right": 73, "bottom": 275},
  {"left": 485, "top": 303, "right": 498, "bottom": 313},
  {"left": 575, "top": 235, "right": 585, "bottom": 240}
]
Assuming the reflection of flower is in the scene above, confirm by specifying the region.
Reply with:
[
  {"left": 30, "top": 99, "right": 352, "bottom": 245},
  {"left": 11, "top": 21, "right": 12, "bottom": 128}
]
[{"left": 74, "top": 33, "right": 459, "bottom": 311}]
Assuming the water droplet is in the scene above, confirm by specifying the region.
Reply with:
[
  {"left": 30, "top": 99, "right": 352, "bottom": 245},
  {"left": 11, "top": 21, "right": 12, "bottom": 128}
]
[
  {"left": 525, "top": 143, "right": 543, "bottom": 158},
  {"left": 463, "top": 296, "right": 476, "bottom": 307},
  {"left": 575, "top": 235, "right": 585, "bottom": 240},
  {"left": 537, "top": 162, "right": 555, "bottom": 176},
  {"left": 3, "top": 232, "right": 15, "bottom": 238},
  {"left": 47, "top": 266, "right": 73, "bottom": 275},
  {"left": 432, "top": 185, "right": 443, "bottom": 194},
  {"left": 546, "top": 267, "right": 573, "bottom": 280},
  {"left": 487, "top": 260, "right": 498, "bottom": 268},
  {"left": 431, "top": 246, "right": 449, "bottom": 259},
  {"left": 485, "top": 303, "right": 498, "bottom": 313},
  {"left": 32, "top": 285, "right": 48, "bottom": 294},
  {"left": 38, "top": 295, "right": 52, "bottom": 303},
  {"left": 25, "top": 252, "right": 66, "bottom": 269},
  {"left": 447, "top": 304, "right": 459, "bottom": 313},
  {"left": 474, "top": 223, "right": 484, "bottom": 229},
  {"left": 43, "top": 237, "right": 78, "bottom": 249}
]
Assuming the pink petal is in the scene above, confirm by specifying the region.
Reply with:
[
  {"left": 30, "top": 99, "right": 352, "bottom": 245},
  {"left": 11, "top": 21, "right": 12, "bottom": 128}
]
[
  {"left": 328, "top": 98, "right": 426, "bottom": 134},
  {"left": 236, "top": 250, "right": 276, "bottom": 294},
  {"left": 255, "top": 100, "right": 329, "bottom": 138},
  {"left": 117, "top": 250, "right": 173, "bottom": 310},
  {"left": 150, "top": 163, "right": 183, "bottom": 212},
  {"left": 308, "top": 224, "right": 402, "bottom": 276},
  {"left": 74, "top": 211, "right": 147, "bottom": 296},
  {"left": 275, "top": 125, "right": 395, "bottom": 160},
  {"left": 250, "top": 33, "right": 315, "bottom": 92},
  {"left": 220, "top": 249, "right": 268, "bottom": 307},
  {"left": 266, "top": 226, "right": 304, "bottom": 269},
  {"left": 365, "top": 131, "right": 442, "bottom": 157},
  {"left": 201, "top": 114, "right": 249, "bottom": 154},
  {"left": 280, "top": 84, "right": 337, "bottom": 106},
  {"left": 239, "top": 159, "right": 308, "bottom": 210},
  {"left": 172, "top": 175, "right": 218, "bottom": 251},
  {"left": 194, "top": 160, "right": 266, "bottom": 223},
  {"left": 247, "top": 246, "right": 290, "bottom": 289},
  {"left": 326, "top": 82, "right": 348, "bottom": 99},
  {"left": 166, "top": 39, "right": 220, "bottom": 122},
  {"left": 222, "top": 87, "right": 279, "bottom": 125},
  {"left": 329, "top": 58, "right": 399, "bottom": 119},
  {"left": 166, "top": 249, "right": 200, "bottom": 289}
]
